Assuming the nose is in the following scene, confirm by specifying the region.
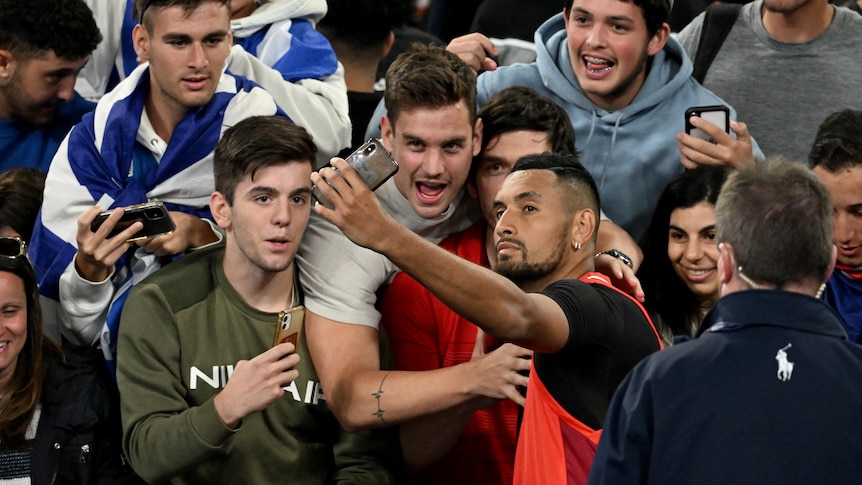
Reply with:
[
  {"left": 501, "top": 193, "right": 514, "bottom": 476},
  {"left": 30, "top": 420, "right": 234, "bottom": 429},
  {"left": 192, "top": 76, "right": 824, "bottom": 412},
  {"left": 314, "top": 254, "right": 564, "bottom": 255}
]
[
  {"left": 272, "top": 199, "right": 292, "bottom": 227},
  {"left": 423, "top": 149, "right": 445, "bottom": 178},
  {"left": 684, "top": 238, "right": 703, "bottom": 262},
  {"left": 834, "top": 212, "right": 857, "bottom": 245},
  {"left": 57, "top": 76, "right": 76, "bottom": 102},
  {"left": 585, "top": 24, "right": 607, "bottom": 48},
  {"left": 188, "top": 42, "right": 208, "bottom": 69},
  {"left": 495, "top": 209, "right": 515, "bottom": 238}
]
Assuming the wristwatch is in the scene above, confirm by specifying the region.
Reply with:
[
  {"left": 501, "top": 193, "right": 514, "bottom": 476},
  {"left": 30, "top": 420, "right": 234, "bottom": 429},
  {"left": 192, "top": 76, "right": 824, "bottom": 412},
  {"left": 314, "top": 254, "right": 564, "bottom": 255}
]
[{"left": 595, "top": 249, "right": 633, "bottom": 269}]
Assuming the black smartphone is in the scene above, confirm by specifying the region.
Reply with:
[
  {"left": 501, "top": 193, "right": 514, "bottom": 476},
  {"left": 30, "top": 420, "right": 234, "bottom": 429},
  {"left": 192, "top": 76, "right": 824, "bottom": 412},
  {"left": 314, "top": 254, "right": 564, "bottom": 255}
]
[
  {"left": 90, "top": 201, "right": 176, "bottom": 242},
  {"left": 312, "top": 138, "right": 399, "bottom": 210},
  {"left": 685, "top": 105, "right": 730, "bottom": 143}
]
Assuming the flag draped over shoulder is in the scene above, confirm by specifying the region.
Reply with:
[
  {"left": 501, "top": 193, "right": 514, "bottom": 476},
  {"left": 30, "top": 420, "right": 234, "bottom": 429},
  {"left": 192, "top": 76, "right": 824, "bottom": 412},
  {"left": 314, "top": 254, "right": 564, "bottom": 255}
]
[
  {"left": 236, "top": 18, "right": 339, "bottom": 83},
  {"left": 29, "top": 63, "right": 287, "bottom": 366}
]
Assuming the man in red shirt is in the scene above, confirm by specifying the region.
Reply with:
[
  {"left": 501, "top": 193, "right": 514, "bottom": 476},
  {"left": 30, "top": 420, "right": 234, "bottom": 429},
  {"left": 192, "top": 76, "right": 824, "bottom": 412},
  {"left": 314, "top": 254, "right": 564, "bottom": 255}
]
[{"left": 379, "top": 86, "right": 579, "bottom": 484}]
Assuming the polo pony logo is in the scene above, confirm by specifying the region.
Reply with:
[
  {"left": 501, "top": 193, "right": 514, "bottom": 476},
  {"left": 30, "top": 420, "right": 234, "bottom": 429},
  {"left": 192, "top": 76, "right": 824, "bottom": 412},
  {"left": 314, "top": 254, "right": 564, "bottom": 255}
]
[{"left": 775, "top": 344, "right": 794, "bottom": 382}]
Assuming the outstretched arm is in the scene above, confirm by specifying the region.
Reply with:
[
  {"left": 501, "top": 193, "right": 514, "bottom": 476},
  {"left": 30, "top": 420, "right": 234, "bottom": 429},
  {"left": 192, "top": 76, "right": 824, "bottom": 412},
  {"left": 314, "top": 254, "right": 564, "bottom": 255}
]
[{"left": 310, "top": 159, "right": 571, "bottom": 353}]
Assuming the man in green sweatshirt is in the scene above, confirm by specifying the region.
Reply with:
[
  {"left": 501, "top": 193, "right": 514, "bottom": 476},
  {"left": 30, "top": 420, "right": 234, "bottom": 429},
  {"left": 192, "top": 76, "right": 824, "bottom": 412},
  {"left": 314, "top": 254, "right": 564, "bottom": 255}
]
[{"left": 116, "top": 115, "right": 399, "bottom": 484}]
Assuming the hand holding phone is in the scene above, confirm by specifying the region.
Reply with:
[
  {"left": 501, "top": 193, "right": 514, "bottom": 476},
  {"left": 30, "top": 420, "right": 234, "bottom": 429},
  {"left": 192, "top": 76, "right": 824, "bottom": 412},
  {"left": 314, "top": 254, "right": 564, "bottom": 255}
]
[
  {"left": 90, "top": 201, "right": 176, "bottom": 242},
  {"left": 312, "top": 139, "right": 398, "bottom": 209},
  {"left": 685, "top": 105, "right": 730, "bottom": 144}
]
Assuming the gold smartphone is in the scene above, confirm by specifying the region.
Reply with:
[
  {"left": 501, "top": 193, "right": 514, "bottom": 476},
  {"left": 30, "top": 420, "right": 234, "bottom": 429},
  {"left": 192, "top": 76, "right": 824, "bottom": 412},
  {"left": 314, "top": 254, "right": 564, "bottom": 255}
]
[{"left": 273, "top": 305, "right": 305, "bottom": 348}]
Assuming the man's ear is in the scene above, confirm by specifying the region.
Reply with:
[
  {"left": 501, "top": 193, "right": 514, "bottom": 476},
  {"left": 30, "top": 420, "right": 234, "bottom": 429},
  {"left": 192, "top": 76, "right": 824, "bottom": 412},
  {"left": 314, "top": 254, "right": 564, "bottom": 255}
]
[
  {"left": 0, "top": 49, "right": 16, "bottom": 85},
  {"left": 381, "top": 31, "right": 396, "bottom": 60},
  {"left": 472, "top": 117, "right": 484, "bottom": 157},
  {"left": 210, "top": 191, "right": 231, "bottom": 230},
  {"left": 381, "top": 114, "right": 394, "bottom": 153},
  {"left": 572, "top": 208, "right": 596, "bottom": 251},
  {"left": 717, "top": 242, "right": 735, "bottom": 286},
  {"left": 647, "top": 23, "right": 670, "bottom": 57},
  {"left": 133, "top": 23, "right": 150, "bottom": 63}
]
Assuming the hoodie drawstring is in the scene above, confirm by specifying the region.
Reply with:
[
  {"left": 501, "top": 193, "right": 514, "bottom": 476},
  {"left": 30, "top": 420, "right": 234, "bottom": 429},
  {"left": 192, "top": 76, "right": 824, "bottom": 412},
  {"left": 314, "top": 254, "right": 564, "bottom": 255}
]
[{"left": 596, "top": 115, "right": 622, "bottom": 191}]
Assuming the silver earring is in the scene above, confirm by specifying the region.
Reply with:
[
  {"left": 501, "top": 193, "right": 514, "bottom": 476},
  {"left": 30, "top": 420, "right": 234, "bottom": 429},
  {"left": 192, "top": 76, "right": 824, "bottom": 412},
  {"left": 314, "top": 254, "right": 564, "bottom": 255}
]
[{"left": 575, "top": 241, "right": 581, "bottom": 251}]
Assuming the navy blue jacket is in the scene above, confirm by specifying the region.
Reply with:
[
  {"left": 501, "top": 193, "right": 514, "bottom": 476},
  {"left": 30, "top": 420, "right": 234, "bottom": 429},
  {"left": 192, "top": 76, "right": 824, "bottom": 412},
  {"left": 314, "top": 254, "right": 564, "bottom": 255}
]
[{"left": 588, "top": 290, "right": 862, "bottom": 485}]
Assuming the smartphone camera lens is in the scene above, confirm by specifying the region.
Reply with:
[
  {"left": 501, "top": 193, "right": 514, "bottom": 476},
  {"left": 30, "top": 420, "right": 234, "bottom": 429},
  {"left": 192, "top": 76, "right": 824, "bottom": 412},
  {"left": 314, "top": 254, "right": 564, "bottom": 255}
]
[
  {"left": 363, "top": 144, "right": 376, "bottom": 156},
  {"left": 145, "top": 208, "right": 165, "bottom": 220}
]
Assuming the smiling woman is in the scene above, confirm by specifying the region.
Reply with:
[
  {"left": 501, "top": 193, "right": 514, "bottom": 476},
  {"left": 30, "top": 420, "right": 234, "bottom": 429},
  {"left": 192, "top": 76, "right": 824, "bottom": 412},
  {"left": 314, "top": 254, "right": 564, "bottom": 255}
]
[
  {"left": 637, "top": 165, "right": 730, "bottom": 344},
  {"left": 0, "top": 250, "right": 138, "bottom": 483}
]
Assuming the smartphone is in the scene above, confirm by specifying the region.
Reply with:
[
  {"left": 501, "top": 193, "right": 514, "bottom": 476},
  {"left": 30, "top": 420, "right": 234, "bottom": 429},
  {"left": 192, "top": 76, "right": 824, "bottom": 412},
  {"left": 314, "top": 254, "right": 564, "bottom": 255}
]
[
  {"left": 312, "top": 138, "right": 399, "bottom": 209},
  {"left": 90, "top": 201, "right": 176, "bottom": 242},
  {"left": 685, "top": 105, "right": 730, "bottom": 143},
  {"left": 273, "top": 305, "right": 304, "bottom": 348}
]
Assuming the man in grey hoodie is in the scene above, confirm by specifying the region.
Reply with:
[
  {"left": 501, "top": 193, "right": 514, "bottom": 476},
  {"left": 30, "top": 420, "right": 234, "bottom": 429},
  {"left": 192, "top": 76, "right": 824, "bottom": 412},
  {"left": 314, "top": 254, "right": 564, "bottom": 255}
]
[{"left": 447, "top": 0, "right": 761, "bottom": 242}]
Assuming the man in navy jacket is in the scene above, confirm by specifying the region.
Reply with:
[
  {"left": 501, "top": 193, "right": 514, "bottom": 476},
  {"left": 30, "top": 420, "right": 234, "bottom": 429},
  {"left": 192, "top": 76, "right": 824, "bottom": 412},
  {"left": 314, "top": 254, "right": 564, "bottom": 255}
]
[{"left": 588, "top": 158, "right": 862, "bottom": 484}]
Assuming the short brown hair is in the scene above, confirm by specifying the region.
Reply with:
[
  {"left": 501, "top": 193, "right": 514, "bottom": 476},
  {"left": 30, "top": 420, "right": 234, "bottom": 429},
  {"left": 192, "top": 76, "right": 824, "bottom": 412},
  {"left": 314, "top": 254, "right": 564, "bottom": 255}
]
[
  {"left": 214, "top": 116, "right": 317, "bottom": 204},
  {"left": 383, "top": 44, "right": 477, "bottom": 127},
  {"left": 134, "top": 0, "right": 230, "bottom": 32}
]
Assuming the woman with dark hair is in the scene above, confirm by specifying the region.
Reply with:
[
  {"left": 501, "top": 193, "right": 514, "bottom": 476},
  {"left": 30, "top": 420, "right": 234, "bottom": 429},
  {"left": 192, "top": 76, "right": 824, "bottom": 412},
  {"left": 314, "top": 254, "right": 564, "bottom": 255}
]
[
  {"left": 638, "top": 166, "right": 731, "bottom": 344},
  {"left": 0, "top": 167, "right": 46, "bottom": 242},
  {"left": 0, "top": 239, "right": 138, "bottom": 484}
]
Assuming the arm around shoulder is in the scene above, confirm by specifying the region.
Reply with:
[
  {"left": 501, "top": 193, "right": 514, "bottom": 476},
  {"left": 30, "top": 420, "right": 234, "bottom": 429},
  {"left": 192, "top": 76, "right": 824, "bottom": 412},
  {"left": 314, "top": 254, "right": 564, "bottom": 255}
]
[{"left": 225, "top": 45, "right": 350, "bottom": 162}]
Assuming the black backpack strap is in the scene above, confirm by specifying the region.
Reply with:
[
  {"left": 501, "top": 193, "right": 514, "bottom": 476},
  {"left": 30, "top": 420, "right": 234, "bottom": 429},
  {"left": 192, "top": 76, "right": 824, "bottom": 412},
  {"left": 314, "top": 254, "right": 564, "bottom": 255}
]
[{"left": 692, "top": 3, "right": 743, "bottom": 84}]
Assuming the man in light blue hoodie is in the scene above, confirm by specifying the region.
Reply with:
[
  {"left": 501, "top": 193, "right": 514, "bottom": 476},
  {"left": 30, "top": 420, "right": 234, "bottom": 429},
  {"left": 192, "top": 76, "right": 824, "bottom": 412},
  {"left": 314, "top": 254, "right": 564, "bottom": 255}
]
[{"left": 447, "top": 0, "right": 761, "bottom": 243}]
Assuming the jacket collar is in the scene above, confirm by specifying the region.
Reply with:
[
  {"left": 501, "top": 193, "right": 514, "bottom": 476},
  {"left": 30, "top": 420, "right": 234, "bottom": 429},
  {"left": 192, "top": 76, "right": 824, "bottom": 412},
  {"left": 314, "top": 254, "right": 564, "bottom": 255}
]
[{"left": 696, "top": 289, "right": 848, "bottom": 339}]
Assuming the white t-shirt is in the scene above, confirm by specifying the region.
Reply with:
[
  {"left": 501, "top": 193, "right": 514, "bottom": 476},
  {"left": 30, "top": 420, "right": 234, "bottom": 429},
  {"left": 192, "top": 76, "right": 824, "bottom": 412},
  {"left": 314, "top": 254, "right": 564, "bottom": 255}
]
[{"left": 297, "top": 179, "right": 480, "bottom": 328}]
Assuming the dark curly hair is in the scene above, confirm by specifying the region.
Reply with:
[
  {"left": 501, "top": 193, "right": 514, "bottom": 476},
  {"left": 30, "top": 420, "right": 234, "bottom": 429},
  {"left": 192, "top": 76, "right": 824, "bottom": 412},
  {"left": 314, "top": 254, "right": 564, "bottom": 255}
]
[{"left": 0, "top": 0, "right": 102, "bottom": 61}]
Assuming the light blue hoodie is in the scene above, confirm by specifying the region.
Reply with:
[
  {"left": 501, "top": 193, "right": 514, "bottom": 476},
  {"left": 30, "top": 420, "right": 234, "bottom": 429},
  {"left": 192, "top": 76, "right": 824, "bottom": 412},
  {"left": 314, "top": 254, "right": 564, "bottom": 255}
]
[{"left": 478, "top": 13, "right": 760, "bottom": 242}]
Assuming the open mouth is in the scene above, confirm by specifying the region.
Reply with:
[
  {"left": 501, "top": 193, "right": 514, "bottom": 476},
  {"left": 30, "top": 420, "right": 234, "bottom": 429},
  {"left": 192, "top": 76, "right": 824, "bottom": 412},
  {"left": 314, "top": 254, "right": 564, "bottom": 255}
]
[
  {"left": 583, "top": 55, "right": 615, "bottom": 73},
  {"left": 416, "top": 182, "right": 446, "bottom": 204},
  {"left": 0, "top": 341, "right": 8, "bottom": 351}
]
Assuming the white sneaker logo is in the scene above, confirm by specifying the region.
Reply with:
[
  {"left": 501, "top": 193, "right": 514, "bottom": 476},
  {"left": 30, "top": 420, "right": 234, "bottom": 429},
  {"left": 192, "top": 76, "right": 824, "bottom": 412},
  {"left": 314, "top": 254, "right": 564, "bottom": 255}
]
[{"left": 776, "top": 343, "right": 794, "bottom": 382}]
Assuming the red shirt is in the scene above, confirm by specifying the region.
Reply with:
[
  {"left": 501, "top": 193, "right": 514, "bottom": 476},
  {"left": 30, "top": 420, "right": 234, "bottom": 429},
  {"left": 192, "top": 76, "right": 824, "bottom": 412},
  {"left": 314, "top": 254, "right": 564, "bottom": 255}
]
[{"left": 379, "top": 222, "right": 518, "bottom": 485}]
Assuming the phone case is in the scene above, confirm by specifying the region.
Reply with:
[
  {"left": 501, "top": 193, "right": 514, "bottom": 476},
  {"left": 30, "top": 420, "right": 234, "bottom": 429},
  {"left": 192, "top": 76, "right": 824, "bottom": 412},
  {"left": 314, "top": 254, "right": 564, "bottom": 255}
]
[
  {"left": 312, "top": 138, "right": 399, "bottom": 209},
  {"left": 685, "top": 105, "right": 730, "bottom": 143},
  {"left": 90, "top": 201, "right": 176, "bottom": 241},
  {"left": 273, "top": 305, "right": 305, "bottom": 347}
]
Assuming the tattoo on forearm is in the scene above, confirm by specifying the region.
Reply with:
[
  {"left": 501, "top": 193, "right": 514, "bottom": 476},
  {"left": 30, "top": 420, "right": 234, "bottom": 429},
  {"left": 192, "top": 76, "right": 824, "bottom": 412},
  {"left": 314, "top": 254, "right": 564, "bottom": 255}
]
[{"left": 372, "top": 372, "right": 390, "bottom": 424}]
